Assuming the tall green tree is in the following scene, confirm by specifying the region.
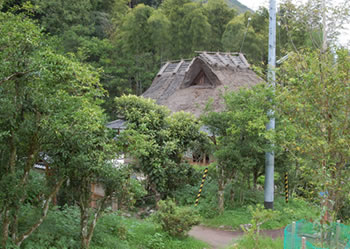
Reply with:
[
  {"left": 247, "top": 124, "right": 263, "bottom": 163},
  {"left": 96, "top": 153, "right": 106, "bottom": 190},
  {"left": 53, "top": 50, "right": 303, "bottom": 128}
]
[
  {"left": 0, "top": 12, "right": 121, "bottom": 247},
  {"left": 202, "top": 84, "right": 274, "bottom": 212},
  {"left": 278, "top": 0, "right": 349, "bottom": 52},
  {"left": 160, "top": 0, "right": 212, "bottom": 57},
  {"left": 114, "top": 95, "right": 206, "bottom": 202},
  {"left": 204, "top": 0, "right": 237, "bottom": 51},
  {"left": 276, "top": 49, "right": 350, "bottom": 216}
]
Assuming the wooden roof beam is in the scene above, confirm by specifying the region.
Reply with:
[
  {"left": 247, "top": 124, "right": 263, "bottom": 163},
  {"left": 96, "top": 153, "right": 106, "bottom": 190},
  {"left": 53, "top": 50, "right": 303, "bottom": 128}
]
[
  {"left": 185, "top": 58, "right": 196, "bottom": 73},
  {"left": 216, "top": 53, "right": 230, "bottom": 67},
  {"left": 228, "top": 55, "right": 237, "bottom": 66},
  {"left": 239, "top": 53, "right": 250, "bottom": 68},
  {"left": 202, "top": 52, "right": 218, "bottom": 66},
  {"left": 173, "top": 60, "right": 184, "bottom": 75},
  {"left": 157, "top": 62, "right": 170, "bottom": 77}
]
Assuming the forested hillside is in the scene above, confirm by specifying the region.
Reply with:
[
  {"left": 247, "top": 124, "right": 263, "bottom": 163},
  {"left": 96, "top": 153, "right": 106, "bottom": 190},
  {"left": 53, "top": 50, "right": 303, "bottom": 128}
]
[
  {"left": 0, "top": 0, "right": 324, "bottom": 116},
  {"left": 1, "top": 1, "right": 349, "bottom": 248}
]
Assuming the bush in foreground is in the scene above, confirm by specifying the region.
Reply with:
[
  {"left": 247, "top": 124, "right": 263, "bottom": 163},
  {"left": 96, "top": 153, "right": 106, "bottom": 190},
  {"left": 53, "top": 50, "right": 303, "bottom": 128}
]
[{"left": 154, "top": 199, "right": 200, "bottom": 237}]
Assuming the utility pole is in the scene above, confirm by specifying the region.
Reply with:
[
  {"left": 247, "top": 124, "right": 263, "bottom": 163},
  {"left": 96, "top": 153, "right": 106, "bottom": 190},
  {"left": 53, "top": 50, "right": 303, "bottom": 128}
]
[
  {"left": 264, "top": 0, "right": 276, "bottom": 210},
  {"left": 321, "top": 0, "right": 327, "bottom": 53}
]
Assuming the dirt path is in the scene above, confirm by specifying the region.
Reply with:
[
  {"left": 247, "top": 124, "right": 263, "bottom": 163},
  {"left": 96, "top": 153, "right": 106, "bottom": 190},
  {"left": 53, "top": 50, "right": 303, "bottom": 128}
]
[{"left": 189, "top": 225, "right": 284, "bottom": 249}]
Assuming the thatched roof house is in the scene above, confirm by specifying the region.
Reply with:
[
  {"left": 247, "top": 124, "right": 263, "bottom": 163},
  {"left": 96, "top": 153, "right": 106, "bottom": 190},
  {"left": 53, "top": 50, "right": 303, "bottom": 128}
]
[{"left": 142, "top": 52, "right": 263, "bottom": 117}]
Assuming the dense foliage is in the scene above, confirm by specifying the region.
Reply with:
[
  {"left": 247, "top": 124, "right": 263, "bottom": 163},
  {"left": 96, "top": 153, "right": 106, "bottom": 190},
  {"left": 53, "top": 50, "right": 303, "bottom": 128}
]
[
  {"left": 201, "top": 84, "right": 275, "bottom": 212},
  {"left": 276, "top": 49, "right": 350, "bottom": 218},
  {"left": 114, "top": 95, "right": 207, "bottom": 201},
  {"left": 0, "top": 12, "right": 125, "bottom": 248},
  {"left": 1, "top": 0, "right": 327, "bottom": 117},
  {"left": 154, "top": 199, "right": 200, "bottom": 237},
  {"left": 18, "top": 206, "right": 208, "bottom": 249},
  {"left": 1, "top": 0, "right": 350, "bottom": 248}
]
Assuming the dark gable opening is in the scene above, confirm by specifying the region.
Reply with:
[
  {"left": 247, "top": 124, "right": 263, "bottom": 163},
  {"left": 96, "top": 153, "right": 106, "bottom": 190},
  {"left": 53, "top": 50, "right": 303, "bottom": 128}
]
[{"left": 190, "top": 70, "right": 214, "bottom": 88}]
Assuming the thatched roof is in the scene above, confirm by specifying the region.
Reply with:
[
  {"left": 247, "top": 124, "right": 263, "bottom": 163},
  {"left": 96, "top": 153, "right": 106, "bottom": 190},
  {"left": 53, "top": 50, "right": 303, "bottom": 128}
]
[{"left": 142, "top": 52, "right": 263, "bottom": 117}]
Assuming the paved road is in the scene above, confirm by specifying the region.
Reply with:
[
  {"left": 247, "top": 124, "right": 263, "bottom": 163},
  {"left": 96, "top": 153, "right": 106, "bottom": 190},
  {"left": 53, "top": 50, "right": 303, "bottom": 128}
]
[
  {"left": 189, "top": 225, "right": 284, "bottom": 249},
  {"left": 189, "top": 225, "right": 241, "bottom": 249}
]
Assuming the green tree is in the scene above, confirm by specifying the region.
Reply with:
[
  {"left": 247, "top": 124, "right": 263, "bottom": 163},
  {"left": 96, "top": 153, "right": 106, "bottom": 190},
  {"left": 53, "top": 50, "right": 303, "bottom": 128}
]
[
  {"left": 160, "top": 0, "right": 211, "bottom": 58},
  {"left": 276, "top": 49, "right": 350, "bottom": 216},
  {"left": 186, "top": 4, "right": 212, "bottom": 53},
  {"left": 111, "top": 4, "right": 159, "bottom": 97},
  {"left": 114, "top": 95, "right": 205, "bottom": 203},
  {"left": 0, "top": 12, "right": 121, "bottom": 247},
  {"left": 222, "top": 13, "right": 267, "bottom": 66},
  {"left": 147, "top": 9, "right": 171, "bottom": 61},
  {"left": 33, "top": 0, "right": 96, "bottom": 52},
  {"left": 202, "top": 84, "right": 274, "bottom": 212},
  {"left": 204, "top": 0, "right": 237, "bottom": 51},
  {"left": 119, "top": 4, "right": 154, "bottom": 54},
  {"left": 278, "top": 0, "right": 349, "bottom": 53}
]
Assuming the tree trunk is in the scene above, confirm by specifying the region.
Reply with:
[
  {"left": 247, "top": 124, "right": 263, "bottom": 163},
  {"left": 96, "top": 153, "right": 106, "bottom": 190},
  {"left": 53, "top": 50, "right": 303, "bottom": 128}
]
[
  {"left": 218, "top": 187, "right": 225, "bottom": 213},
  {"left": 1, "top": 208, "right": 10, "bottom": 248},
  {"left": 10, "top": 207, "right": 19, "bottom": 242},
  {"left": 80, "top": 195, "right": 107, "bottom": 249},
  {"left": 246, "top": 173, "right": 251, "bottom": 190},
  {"left": 253, "top": 169, "right": 258, "bottom": 190},
  {"left": 229, "top": 186, "right": 235, "bottom": 206},
  {"left": 86, "top": 199, "right": 105, "bottom": 249},
  {"left": 217, "top": 167, "right": 225, "bottom": 213},
  {"left": 80, "top": 208, "right": 89, "bottom": 249},
  {"left": 15, "top": 179, "right": 65, "bottom": 247},
  {"left": 9, "top": 131, "right": 17, "bottom": 173}
]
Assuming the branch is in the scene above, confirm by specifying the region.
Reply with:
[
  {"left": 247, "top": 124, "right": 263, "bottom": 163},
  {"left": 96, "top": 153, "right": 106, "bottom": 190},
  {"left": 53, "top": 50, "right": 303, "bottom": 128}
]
[
  {"left": 86, "top": 196, "right": 108, "bottom": 245},
  {"left": 15, "top": 178, "right": 65, "bottom": 247},
  {"left": 0, "top": 71, "right": 31, "bottom": 85}
]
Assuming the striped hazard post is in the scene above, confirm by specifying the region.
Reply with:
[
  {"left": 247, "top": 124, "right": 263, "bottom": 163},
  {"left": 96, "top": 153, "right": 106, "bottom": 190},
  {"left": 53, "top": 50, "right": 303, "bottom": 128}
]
[
  {"left": 195, "top": 167, "right": 208, "bottom": 207},
  {"left": 285, "top": 173, "right": 289, "bottom": 203}
]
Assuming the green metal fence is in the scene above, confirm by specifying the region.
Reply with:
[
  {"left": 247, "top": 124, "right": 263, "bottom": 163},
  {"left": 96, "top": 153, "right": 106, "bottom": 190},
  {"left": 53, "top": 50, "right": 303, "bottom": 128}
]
[{"left": 284, "top": 219, "right": 350, "bottom": 249}]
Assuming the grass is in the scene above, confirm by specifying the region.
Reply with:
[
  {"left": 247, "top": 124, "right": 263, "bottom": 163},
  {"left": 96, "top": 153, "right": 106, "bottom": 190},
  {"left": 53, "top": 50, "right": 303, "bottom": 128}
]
[
  {"left": 227, "top": 236, "right": 284, "bottom": 249},
  {"left": 201, "top": 194, "right": 319, "bottom": 231},
  {"left": 202, "top": 207, "right": 251, "bottom": 229},
  {"left": 91, "top": 213, "right": 209, "bottom": 249}
]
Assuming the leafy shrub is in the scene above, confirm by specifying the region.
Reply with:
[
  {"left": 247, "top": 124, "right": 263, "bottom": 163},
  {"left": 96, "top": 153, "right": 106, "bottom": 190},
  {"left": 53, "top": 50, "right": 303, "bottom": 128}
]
[
  {"left": 173, "top": 165, "right": 220, "bottom": 218},
  {"left": 91, "top": 212, "right": 131, "bottom": 249},
  {"left": 153, "top": 199, "right": 200, "bottom": 237},
  {"left": 146, "top": 232, "right": 166, "bottom": 249},
  {"left": 129, "top": 178, "right": 147, "bottom": 207},
  {"left": 21, "top": 205, "right": 80, "bottom": 249},
  {"left": 173, "top": 184, "right": 198, "bottom": 206},
  {"left": 228, "top": 205, "right": 282, "bottom": 249},
  {"left": 18, "top": 206, "right": 206, "bottom": 249},
  {"left": 241, "top": 205, "right": 279, "bottom": 243},
  {"left": 195, "top": 179, "right": 220, "bottom": 218}
]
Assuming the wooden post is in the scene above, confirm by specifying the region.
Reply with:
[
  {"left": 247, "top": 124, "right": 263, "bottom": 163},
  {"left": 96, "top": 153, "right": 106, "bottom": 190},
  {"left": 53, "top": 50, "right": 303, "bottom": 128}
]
[
  {"left": 302, "top": 237, "right": 306, "bottom": 249},
  {"left": 291, "top": 221, "right": 296, "bottom": 249},
  {"left": 336, "top": 220, "right": 341, "bottom": 247}
]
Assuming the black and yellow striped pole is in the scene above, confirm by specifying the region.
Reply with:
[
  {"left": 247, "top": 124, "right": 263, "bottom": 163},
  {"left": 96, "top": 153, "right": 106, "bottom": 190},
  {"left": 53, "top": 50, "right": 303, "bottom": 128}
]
[
  {"left": 195, "top": 168, "right": 208, "bottom": 207},
  {"left": 285, "top": 173, "right": 289, "bottom": 203}
]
